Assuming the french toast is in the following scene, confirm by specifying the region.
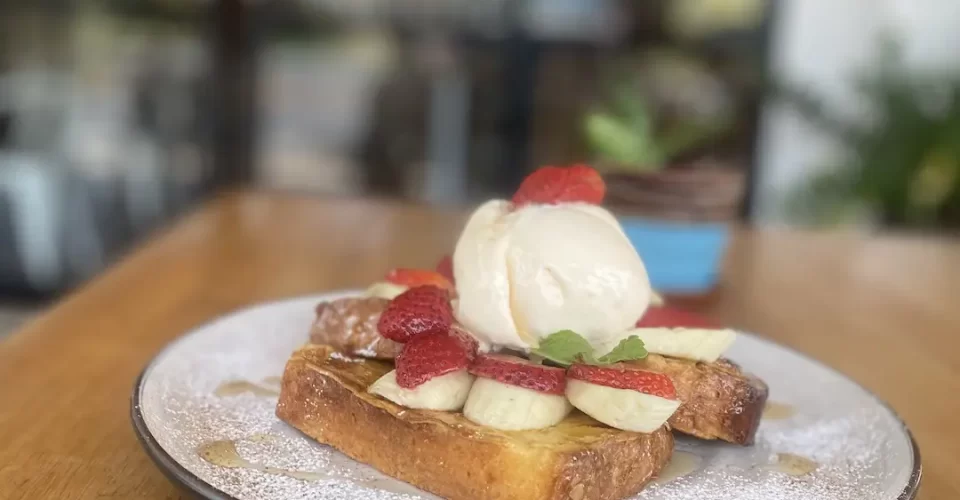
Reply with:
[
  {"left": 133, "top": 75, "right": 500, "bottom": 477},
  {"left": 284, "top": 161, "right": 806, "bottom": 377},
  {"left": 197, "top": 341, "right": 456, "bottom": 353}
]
[
  {"left": 634, "top": 355, "right": 767, "bottom": 445},
  {"left": 276, "top": 344, "right": 674, "bottom": 500},
  {"left": 309, "top": 296, "right": 768, "bottom": 445}
]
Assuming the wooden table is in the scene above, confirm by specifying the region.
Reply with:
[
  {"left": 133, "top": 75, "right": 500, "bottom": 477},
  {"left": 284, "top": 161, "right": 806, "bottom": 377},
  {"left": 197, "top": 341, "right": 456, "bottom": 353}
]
[{"left": 0, "top": 191, "right": 956, "bottom": 499}]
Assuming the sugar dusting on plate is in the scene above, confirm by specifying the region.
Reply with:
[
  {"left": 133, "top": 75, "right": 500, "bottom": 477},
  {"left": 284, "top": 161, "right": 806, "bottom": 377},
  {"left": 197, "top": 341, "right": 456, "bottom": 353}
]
[{"left": 138, "top": 293, "right": 918, "bottom": 500}]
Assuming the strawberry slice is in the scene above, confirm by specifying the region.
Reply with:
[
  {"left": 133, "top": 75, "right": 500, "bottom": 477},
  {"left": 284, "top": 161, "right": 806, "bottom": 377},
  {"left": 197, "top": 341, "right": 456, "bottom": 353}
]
[
  {"left": 396, "top": 332, "right": 472, "bottom": 388},
  {"left": 567, "top": 364, "right": 676, "bottom": 399},
  {"left": 635, "top": 305, "right": 719, "bottom": 329},
  {"left": 377, "top": 286, "right": 453, "bottom": 343},
  {"left": 469, "top": 354, "right": 567, "bottom": 395},
  {"left": 435, "top": 255, "right": 455, "bottom": 285},
  {"left": 511, "top": 164, "right": 606, "bottom": 207},
  {"left": 385, "top": 268, "right": 454, "bottom": 291},
  {"left": 449, "top": 324, "right": 480, "bottom": 361}
]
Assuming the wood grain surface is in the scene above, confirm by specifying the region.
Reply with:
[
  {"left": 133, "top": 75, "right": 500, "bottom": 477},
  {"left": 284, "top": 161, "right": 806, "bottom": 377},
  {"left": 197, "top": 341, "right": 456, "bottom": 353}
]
[{"left": 0, "top": 191, "right": 956, "bottom": 499}]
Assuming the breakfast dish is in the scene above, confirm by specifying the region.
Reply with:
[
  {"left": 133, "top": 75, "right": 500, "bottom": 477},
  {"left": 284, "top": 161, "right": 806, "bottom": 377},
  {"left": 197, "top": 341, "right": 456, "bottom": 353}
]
[
  {"left": 278, "top": 344, "right": 673, "bottom": 500},
  {"left": 280, "top": 165, "right": 764, "bottom": 499},
  {"left": 308, "top": 295, "right": 765, "bottom": 445},
  {"left": 132, "top": 165, "right": 921, "bottom": 499},
  {"left": 132, "top": 292, "right": 920, "bottom": 500}
]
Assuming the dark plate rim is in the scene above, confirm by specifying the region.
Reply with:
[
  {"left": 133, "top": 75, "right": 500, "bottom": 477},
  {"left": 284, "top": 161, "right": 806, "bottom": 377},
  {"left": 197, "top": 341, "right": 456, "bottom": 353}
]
[{"left": 130, "top": 292, "right": 922, "bottom": 500}]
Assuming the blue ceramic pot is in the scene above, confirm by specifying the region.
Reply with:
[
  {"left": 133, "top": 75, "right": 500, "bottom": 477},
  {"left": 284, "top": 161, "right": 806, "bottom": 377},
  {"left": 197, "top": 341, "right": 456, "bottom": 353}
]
[{"left": 619, "top": 216, "right": 731, "bottom": 294}]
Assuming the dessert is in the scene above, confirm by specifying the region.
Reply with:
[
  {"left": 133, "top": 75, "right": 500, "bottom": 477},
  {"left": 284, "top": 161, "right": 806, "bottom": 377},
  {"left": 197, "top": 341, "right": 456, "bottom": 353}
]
[
  {"left": 277, "top": 345, "right": 673, "bottom": 500},
  {"left": 308, "top": 297, "right": 767, "bottom": 445},
  {"left": 463, "top": 354, "right": 572, "bottom": 430},
  {"left": 566, "top": 363, "right": 680, "bottom": 433},
  {"left": 278, "top": 164, "right": 769, "bottom": 499},
  {"left": 453, "top": 199, "right": 650, "bottom": 352}
]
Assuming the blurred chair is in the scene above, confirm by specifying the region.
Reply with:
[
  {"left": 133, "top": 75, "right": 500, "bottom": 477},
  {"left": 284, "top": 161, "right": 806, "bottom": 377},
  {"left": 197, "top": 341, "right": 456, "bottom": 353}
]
[{"left": 0, "top": 154, "right": 66, "bottom": 293}]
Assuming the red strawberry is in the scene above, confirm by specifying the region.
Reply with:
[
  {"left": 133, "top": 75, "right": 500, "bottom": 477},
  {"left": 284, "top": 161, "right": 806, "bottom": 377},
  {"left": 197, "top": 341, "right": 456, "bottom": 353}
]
[
  {"left": 396, "top": 332, "right": 472, "bottom": 388},
  {"left": 469, "top": 354, "right": 567, "bottom": 395},
  {"left": 435, "top": 255, "right": 455, "bottom": 284},
  {"left": 385, "top": 268, "right": 454, "bottom": 291},
  {"left": 377, "top": 286, "right": 453, "bottom": 343},
  {"left": 635, "top": 305, "right": 719, "bottom": 329},
  {"left": 511, "top": 164, "right": 606, "bottom": 207},
  {"left": 449, "top": 324, "right": 480, "bottom": 361},
  {"left": 567, "top": 364, "right": 676, "bottom": 399}
]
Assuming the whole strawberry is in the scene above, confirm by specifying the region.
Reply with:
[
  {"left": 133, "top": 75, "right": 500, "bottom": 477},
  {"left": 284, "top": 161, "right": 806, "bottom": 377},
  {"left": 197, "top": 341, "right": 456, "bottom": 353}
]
[
  {"left": 512, "top": 164, "right": 606, "bottom": 207},
  {"left": 377, "top": 285, "right": 453, "bottom": 343}
]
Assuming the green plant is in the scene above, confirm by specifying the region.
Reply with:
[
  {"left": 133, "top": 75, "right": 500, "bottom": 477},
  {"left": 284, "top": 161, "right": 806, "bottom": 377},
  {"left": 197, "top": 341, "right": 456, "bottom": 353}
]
[
  {"left": 781, "top": 40, "right": 960, "bottom": 229},
  {"left": 584, "top": 69, "right": 730, "bottom": 172}
]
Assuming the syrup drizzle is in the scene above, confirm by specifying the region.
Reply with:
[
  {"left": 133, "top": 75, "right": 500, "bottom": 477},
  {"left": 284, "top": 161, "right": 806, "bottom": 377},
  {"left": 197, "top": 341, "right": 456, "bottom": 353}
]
[
  {"left": 213, "top": 381, "right": 280, "bottom": 398},
  {"left": 197, "top": 438, "right": 329, "bottom": 480},
  {"left": 653, "top": 451, "right": 702, "bottom": 485},
  {"left": 771, "top": 453, "right": 818, "bottom": 476},
  {"left": 196, "top": 435, "right": 428, "bottom": 495},
  {"left": 762, "top": 402, "right": 797, "bottom": 420}
]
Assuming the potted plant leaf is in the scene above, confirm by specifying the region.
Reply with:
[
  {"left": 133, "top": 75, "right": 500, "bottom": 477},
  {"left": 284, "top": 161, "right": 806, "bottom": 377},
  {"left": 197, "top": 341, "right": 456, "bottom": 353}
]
[
  {"left": 781, "top": 39, "right": 960, "bottom": 230},
  {"left": 584, "top": 52, "right": 746, "bottom": 295}
]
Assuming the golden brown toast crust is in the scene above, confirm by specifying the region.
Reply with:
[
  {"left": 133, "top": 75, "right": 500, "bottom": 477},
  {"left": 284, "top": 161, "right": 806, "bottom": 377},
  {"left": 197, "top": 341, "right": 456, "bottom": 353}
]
[
  {"left": 635, "top": 355, "right": 768, "bottom": 445},
  {"left": 276, "top": 345, "right": 674, "bottom": 500},
  {"left": 307, "top": 297, "right": 768, "bottom": 445}
]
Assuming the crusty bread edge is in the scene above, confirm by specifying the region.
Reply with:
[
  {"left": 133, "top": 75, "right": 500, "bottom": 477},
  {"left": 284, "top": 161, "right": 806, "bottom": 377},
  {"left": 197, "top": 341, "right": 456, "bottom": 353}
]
[{"left": 658, "top": 357, "right": 769, "bottom": 445}]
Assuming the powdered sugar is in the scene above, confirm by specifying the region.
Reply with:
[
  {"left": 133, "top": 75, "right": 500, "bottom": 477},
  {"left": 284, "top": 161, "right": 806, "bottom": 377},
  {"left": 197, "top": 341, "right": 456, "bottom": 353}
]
[{"left": 137, "top": 292, "right": 918, "bottom": 500}]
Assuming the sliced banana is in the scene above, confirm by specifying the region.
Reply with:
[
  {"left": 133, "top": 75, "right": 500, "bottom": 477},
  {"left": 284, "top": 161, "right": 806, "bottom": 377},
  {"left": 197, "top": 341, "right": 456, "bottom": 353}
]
[
  {"left": 566, "top": 379, "right": 680, "bottom": 433},
  {"left": 463, "top": 378, "right": 572, "bottom": 431},
  {"left": 628, "top": 327, "right": 735, "bottom": 362},
  {"left": 368, "top": 369, "right": 474, "bottom": 411},
  {"left": 364, "top": 282, "right": 408, "bottom": 300}
]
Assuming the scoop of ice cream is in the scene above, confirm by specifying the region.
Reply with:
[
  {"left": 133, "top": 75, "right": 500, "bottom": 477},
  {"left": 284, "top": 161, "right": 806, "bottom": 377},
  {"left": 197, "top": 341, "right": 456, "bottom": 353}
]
[{"left": 453, "top": 200, "right": 651, "bottom": 351}]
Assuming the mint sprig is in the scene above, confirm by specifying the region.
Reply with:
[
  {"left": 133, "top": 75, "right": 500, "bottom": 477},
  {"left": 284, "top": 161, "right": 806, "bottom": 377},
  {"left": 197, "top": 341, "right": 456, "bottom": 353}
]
[
  {"left": 595, "top": 336, "right": 647, "bottom": 364},
  {"left": 531, "top": 330, "right": 647, "bottom": 367}
]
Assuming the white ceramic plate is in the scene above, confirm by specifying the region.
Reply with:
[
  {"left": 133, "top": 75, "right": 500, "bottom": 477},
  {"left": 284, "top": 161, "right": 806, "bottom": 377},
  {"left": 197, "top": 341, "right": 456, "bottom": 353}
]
[{"left": 131, "top": 291, "right": 921, "bottom": 500}]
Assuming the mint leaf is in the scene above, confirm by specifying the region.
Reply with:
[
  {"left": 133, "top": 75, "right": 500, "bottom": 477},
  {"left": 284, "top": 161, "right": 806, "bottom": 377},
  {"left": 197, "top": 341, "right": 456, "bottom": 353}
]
[
  {"left": 531, "top": 330, "right": 594, "bottom": 366},
  {"left": 532, "top": 331, "right": 648, "bottom": 367},
  {"left": 595, "top": 335, "right": 647, "bottom": 364}
]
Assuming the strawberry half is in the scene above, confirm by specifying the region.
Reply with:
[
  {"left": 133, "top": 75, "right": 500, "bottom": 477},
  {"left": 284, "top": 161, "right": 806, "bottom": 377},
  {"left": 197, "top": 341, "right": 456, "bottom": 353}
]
[
  {"left": 511, "top": 164, "right": 606, "bottom": 207},
  {"left": 449, "top": 324, "right": 480, "bottom": 361},
  {"left": 635, "top": 305, "right": 719, "bottom": 329},
  {"left": 396, "top": 332, "right": 472, "bottom": 388},
  {"left": 385, "top": 268, "right": 454, "bottom": 291},
  {"left": 377, "top": 285, "right": 453, "bottom": 343},
  {"left": 435, "top": 255, "right": 455, "bottom": 285},
  {"left": 567, "top": 364, "right": 676, "bottom": 399},
  {"left": 469, "top": 354, "right": 567, "bottom": 395}
]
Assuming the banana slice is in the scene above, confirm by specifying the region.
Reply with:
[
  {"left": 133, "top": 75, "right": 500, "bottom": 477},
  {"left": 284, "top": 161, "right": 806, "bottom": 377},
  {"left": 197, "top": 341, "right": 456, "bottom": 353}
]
[
  {"left": 364, "top": 282, "right": 408, "bottom": 300},
  {"left": 463, "top": 378, "right": 572, "bottom": 431},
  {"left": 368, "top": 369, "right": 474, "bottom": 410},
  {"left": 566, "top": 379, "right": 680, "bottom": 433},
  {"left": 624, "top": 327, "right": 735, "bottom": 362}
]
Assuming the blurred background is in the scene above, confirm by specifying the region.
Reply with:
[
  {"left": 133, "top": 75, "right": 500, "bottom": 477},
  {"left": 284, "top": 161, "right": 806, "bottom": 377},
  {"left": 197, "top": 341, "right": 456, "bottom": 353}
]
[{"left": 2, "top": 0, "right": 960, "bottom": 330}]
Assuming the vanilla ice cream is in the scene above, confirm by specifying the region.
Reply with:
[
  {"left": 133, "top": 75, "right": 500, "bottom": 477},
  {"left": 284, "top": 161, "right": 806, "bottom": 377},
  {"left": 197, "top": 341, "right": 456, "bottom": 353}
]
[{"left": 453, "top": 200, "right": 652, "bottom": 351}]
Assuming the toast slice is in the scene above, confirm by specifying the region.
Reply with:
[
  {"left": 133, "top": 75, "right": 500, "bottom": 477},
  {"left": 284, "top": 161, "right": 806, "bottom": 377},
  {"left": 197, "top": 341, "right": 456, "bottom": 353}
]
[
  {"left": 633, "top": 355, "right": 767, "bottom": 445},
  {"left": 309, "top": 297, "right": 402, "bottom": 359},
  {"left": 307, "top": 297, "right": 768, "bottom": 445},
  {"left": 276, "top": 344, "right": 674, "bottom": 500}
]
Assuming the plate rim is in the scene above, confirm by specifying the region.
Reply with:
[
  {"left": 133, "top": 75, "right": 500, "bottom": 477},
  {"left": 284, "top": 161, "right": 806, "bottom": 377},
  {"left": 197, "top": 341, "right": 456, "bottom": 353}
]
[{"left": 130, "top": 291, "right": 923, "bottom": 500}]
